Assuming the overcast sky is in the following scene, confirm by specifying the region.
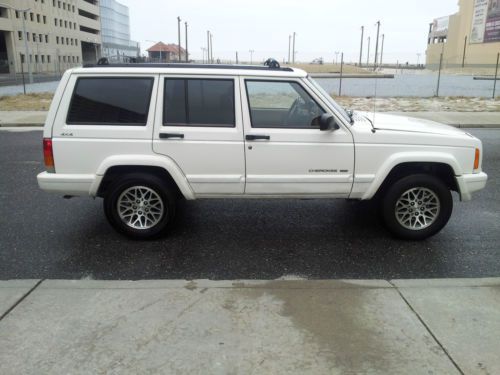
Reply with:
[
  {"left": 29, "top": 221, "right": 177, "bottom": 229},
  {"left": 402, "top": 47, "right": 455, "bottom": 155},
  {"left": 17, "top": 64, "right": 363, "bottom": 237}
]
[{"left": 117, "top": 0, "right": 459, "bottom": 64}]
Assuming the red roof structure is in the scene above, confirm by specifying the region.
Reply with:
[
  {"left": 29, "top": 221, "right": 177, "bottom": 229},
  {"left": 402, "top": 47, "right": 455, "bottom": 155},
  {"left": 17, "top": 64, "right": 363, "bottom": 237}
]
[{"left": 147, "top": 42, "right": 186, "bottom": 54}]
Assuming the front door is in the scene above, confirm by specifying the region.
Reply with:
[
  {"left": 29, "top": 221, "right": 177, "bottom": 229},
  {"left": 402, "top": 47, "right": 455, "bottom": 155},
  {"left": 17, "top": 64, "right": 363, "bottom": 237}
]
[{"left": 241, "top": 78, "right": 354, "bottom": 196}]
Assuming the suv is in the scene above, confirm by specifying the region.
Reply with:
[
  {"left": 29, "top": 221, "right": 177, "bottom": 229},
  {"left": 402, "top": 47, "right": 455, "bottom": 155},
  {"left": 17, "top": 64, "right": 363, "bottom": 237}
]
[{"left": 37, "top": 62, "right": 487, "bottom": 240}]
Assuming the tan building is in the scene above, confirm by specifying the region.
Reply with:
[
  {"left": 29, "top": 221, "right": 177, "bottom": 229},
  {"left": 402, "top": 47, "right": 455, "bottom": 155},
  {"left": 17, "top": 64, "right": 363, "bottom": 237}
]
[
  {"left": 0, "top": 0, "right": 102, "bottom": 75},
  {"left": 426, "top": 0, "right": 500, "bottom": 69}
]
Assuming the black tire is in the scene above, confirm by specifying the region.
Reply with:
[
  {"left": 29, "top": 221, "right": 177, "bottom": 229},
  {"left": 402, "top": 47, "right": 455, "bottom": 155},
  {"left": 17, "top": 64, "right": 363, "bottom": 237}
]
[
  {"left": 381, "top": 174, "right": 453, "bottom": 240},
  {"left": 103, "top": 173, "right": 176, "bottom": 240}
]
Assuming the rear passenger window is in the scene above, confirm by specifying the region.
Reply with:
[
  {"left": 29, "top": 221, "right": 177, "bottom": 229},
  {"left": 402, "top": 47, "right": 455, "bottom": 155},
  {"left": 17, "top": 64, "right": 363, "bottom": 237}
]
[
  {"left": 67, "top": 77, "right": 154, "bottom": 125},
  {"left": 164, "top": 79, "right": 235, "bottom": 127}
]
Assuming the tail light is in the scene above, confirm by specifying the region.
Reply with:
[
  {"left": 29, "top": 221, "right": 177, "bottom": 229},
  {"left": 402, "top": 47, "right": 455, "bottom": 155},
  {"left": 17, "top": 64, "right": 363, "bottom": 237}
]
[
  {"left": 474, "top": 148, "right": 480, "bottom": 171},
  {"left": 43, "top": 138, "right": 55, "bottom": 173}
]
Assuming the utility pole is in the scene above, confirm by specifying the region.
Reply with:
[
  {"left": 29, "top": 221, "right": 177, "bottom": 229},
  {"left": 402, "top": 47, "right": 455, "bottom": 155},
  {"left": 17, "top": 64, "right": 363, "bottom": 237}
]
[
  {"left": 462, "top": 35, "right": 467, "bottom": 68},
  {"left": 207, "top": 31, "right": 210, "bottom": 63},
  {"left": 292, "top": 32, "right": 296, "bottom": 64},
  {"left": 177, "top": 16, "right": 181, "bottom": 62},
  {"left": 288, "top": 35, "right": 291, "bottom": 63},
  {"left": 359, "top": 26, "right": 364, "bottom": 66},
  {"left": 249, "top": 49, "right": 254, "bottom": 64},
  {"left": 380, "top": 34, "right": 385, "bottom": 68},
  {"left": 210, "top": 33, "right": 213, "bottom": 63},
  {"left": 374, "top": 20, "right": 381, "bottom": 69},
  {"left": 185, "top": 22, "right": 188, "bottom": 62},
  {"left": 366, "top": 36, "right": 371, "bottom": 66}
]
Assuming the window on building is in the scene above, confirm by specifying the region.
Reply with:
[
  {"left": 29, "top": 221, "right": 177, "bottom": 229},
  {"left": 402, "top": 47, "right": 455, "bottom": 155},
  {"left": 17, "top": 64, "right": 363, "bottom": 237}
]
[
  {"left": 43, "top": 16, "right": 46, "bottom": 24},
  {"left": 54, "top": 18, "right": 57, "bottom": 26},
  {"left": 20, "top": 54, "right": 25, "bottom": 64},
  {"left": 45, "top": 35, "right": 49, "bottom": 43},
  {"left": 74, "top": 22, "right": 76, "bottom": 29},
  {"left": 26, "top": 33, "right": 30, "bottom": 41},
  {"left": 37, "top": 14, "right": 40, "bottom": 23},
  {"left": 18, "top": 31, "right": 22, "bottom": 41},
  {"left": 63, "top": 56, "right": 66, "bottom": 62},
  {"left": 35, "top": 55, "right": 39, "bottom": 63},
  {"left": 64, "top": 20, "right": 67, "bottom": 28},
  {"left": 59, "top": 19, "right": 62, "bottom": 26},
  {"left": 42, "top": 55, "right": 45, "bottom": 63},
  {"left": 30, "top": 13, "right": 34, "bottom": 21},
  {"left": 53, "top": 0, "right": 56, "bottom": 6},
  {"left": 39, "top": 34, "right": 43, "bottom": 43},
  {"left": 163, "top": 79, "right": 235, "bottom": 127},
  {"left": 48, "top": 55, "right": 51, "bottom": 63},
  {"left": 15, "top": 11, "right": 19, "bottom": 18},
  {"left": 63, "top": 3, "right": 66, "bottom": 10},
  {"left": 67, "top": 78, "right": 155, "bottom": 125},
  {"left": 58, "top": 1, "right": 61, "bottom": 8},
  {"left": 56, "top": 36, "right": 59, "bottom": 44},
  {"left": 66, "top": 37, "right": 69, "bottom": 44}
]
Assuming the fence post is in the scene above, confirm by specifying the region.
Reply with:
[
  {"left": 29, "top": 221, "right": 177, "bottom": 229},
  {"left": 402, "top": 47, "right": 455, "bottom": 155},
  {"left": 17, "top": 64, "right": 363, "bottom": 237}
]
[
  {"left": 339, "top": 52, "right": 344, "bottom": 97},
  {"left": 493, "top": 52, "right": 499, "bottom": 99},
  {"left": 20, "top": 60, "right": 26, "bottom": 95},
  {"left": 436, "top": 53, "right": 443, "bottom": 97}
]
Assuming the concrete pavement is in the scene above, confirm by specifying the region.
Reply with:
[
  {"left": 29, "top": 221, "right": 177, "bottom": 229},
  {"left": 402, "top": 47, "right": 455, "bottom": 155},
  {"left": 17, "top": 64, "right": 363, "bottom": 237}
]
[
  {"left": 1, "top": 278, "right": 499, "bottom": 374},
  {"left": 1, "top": 110, "right": 500, "bottom": 128}
]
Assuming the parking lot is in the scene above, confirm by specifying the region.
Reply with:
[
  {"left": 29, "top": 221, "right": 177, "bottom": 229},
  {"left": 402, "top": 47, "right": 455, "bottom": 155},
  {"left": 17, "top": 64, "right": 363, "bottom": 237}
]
[{"left": 0, "top": 128, "right": 499, "bottom": 281}]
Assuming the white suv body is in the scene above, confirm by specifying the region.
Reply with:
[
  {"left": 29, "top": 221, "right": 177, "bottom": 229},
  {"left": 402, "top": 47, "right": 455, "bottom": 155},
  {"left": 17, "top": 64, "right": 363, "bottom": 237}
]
[{"left": 37, "top": 64, "right": 487, "bottom": 240}]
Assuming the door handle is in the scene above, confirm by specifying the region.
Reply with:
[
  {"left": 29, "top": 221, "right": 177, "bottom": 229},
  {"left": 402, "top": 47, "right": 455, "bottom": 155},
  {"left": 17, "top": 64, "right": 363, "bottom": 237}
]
[
  {"left": 246, "top": 134, "right": 270, "bottom": 141},
  {"left": 159, "top": 133, "right": 184, "bottom": 139}
]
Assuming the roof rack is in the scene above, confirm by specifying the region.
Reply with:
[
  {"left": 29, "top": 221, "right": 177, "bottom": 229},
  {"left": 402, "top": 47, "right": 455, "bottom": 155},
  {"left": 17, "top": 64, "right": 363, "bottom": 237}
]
[{"left": 83, "top": 59, "right": 294, "bottom": 72}]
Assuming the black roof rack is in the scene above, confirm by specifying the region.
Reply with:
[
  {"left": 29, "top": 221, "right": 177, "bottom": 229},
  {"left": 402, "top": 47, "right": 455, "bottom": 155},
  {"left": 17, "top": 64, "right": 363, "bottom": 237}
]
[{"left": 83, "top": 62, "right": 294, "bottom": 72}]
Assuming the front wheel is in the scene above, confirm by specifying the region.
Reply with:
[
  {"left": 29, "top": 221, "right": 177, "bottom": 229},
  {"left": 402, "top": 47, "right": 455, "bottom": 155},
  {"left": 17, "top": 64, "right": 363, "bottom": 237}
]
[
  {"left": 103, "top": 174, "right": 176, "bottom": 240},
  {"left": 381, "top": 174, "right": 453, "bottom": 240}
]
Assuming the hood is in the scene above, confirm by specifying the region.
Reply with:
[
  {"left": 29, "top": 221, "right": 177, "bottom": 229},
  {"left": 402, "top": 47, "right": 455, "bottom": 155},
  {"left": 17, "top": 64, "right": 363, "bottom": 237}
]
[{"left": 356, "top": 111, "right": 466, "bottom": 136}]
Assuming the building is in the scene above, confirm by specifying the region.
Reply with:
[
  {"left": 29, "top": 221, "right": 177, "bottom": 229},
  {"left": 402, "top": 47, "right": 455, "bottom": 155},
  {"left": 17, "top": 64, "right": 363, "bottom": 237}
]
[
  {"left": 427, "top": 0, "right": 500, "bottom": 69},
  {"left": 147, "top": 42, "right": 186, "bottom": 62},
  {"left": 99, "top": 0, "right": 139, "bottom": 62},
  {"left": 0, "top": 0, "right": 102, "bottom": 75}
]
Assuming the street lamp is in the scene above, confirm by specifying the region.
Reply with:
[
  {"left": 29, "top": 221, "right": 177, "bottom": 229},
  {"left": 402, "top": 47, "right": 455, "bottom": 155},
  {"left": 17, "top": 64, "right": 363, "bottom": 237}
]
[
  {"left": 0, "top": 3, "right": 33, "bottom": 84},
  {"left": 147, "top": 40, "right": 162, "bottom": 62}
]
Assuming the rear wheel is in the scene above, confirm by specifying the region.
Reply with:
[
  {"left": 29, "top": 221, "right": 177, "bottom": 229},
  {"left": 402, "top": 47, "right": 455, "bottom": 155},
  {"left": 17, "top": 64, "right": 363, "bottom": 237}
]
[
  {"left": 103, "top": 173, "right": 176, "bottom": 239},
  {"left": 381, "top": 174, "right": 453, "bottom": 240}
]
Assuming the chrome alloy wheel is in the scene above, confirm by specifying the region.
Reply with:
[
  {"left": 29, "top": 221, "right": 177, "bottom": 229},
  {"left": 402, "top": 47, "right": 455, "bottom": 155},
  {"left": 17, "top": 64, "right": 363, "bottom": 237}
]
[
  {"left": 117, "top": 186, "right": 164, "bottom": 230},
  {"left": 395, "top": 187, "right": 440, "bottom": 231}
]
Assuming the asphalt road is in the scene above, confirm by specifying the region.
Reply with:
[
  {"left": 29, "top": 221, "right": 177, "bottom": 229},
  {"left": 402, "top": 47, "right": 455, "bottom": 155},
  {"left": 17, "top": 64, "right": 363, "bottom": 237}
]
[{"left": 0, "top": 128, "right": 499, "bottom": 280}]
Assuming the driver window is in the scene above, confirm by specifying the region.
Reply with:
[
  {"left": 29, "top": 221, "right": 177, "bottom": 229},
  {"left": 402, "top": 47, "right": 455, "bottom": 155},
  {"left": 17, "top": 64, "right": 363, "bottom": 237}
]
[{"left": 245, "top": 80, "right": 325, "bottom": 128}]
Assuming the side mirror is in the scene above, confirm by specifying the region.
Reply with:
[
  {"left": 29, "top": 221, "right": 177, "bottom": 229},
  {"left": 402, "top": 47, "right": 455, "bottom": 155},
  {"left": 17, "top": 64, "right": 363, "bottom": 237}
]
[{"left": 319, "top": 114, "right": 340, "bottom": 131}]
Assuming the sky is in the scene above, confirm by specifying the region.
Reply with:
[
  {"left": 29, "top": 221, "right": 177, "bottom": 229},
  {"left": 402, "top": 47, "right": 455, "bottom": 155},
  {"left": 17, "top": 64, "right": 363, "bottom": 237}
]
[{"left": 117, "top": 0, "right": 459, "bottom": 64}]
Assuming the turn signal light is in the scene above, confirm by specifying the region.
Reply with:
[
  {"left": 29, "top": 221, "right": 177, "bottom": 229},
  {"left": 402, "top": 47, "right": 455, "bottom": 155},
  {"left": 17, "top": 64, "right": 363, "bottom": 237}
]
[
  {"left": 43, "top": 138, "right": 55, "bottom": 173},
  {"left": 474, "top": 148, "right": 480, "bottom": 170}
]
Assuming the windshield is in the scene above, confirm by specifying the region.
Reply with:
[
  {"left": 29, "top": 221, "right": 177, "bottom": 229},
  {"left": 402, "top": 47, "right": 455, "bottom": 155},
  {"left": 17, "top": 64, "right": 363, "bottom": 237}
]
[{"left": 306, "top": 76, "right": 351, "bottom": 123}]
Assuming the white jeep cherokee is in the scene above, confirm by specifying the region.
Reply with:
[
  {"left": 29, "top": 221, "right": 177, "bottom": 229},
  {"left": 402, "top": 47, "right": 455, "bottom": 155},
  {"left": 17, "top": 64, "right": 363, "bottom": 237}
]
[{"left": 37, "top": 62, "right": 487, "bottom": 240}]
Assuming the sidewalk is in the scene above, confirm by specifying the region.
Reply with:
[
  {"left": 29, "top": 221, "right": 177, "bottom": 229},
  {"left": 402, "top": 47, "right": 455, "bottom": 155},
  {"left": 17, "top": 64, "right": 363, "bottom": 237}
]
[
  {"left": 1, "top": 278, "right": 499, "bottom": 374},
  {"left": 1, "top": 111, "right": 500, "bottom": 128}
]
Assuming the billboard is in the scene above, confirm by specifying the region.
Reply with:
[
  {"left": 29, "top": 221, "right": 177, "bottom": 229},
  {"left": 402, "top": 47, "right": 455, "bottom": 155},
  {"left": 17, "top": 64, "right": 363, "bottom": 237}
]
[{"left": 471, "top": 0, "right": 500, "bottom": 43}]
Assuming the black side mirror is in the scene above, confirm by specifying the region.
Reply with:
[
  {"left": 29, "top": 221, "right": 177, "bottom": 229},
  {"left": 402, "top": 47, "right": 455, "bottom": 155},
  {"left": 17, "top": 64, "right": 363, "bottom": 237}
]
[{"left": 319, "top": 114, "right": 339, "bottom": 131}]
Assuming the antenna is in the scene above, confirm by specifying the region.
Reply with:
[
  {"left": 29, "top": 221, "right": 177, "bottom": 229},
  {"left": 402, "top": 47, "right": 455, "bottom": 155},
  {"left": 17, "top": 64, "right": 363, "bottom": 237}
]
[{"left": 372, "top": 71, "right": 379, "bottom": 132}]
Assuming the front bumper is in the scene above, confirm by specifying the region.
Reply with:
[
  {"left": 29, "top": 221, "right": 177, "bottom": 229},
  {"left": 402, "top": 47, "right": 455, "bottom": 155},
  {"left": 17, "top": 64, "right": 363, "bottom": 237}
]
[{"left": 455, "top": 172, "right": 488, "bottom": 201}]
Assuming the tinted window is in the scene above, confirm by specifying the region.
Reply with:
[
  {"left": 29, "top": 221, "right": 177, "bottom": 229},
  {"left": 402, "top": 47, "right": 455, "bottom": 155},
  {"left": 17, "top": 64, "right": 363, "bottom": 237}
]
[
  {"left": 246, "top": 80, "right": 324, "bottom": 128},
  {"left": 67, "top": 77, "right": 154, "bottom": 125},
  {"left": 164, "top": 79, "right": 235, "bottom": 127}
]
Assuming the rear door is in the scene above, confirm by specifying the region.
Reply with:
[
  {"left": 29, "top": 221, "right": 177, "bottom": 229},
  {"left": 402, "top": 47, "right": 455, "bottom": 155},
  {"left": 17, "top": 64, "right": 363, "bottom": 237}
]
[
  {"left": 241, "top": 77, "right": 354, "bottom": 196},
  {"left": 153, "top": 75, "right": 245, "bottom": 196}
]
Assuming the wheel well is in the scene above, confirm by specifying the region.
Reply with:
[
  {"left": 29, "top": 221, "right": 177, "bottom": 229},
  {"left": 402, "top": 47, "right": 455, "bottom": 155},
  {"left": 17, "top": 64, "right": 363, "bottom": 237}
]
[
  {"left": 97, "top": 166, "right": 182, "bottom": 198},
  {"left": 374, "top": 162, "right": 458, "bottom": 199}
]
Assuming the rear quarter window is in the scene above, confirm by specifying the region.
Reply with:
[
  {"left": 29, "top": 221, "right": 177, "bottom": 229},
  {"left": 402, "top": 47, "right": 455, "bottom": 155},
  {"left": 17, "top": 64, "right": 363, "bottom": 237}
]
[{"left": 67, "top": 77, "right": 154, "bottom": 125}]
